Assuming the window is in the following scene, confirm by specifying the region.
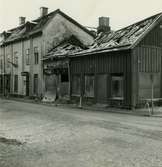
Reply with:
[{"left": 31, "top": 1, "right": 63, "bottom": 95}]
[
  {"left": 84, "top": 75, "right": 94, "bottom": 97},
  {"left": 14, "top": 52, "right": 18, "bottom": 65},
  {"left": 0, "top": 58, "right": 3, "bottom": 70},
  {"left": 26, "top": 49, "right": 30, "bottom": 65},
  {"left": 7, "top": 55, "right": 10, "bottom": 68},
  {"left": 34, "top": 47, "right": 39, "bottom": 64},
  {"left": 33, "top": 74, "right": 38, "bottom": 95},
  {"left": 14, "top": 75, "right": 18, "bottom": 93},
  {"left": 111, "top": 75, "right": 124, "bottom": 99},
  {"left": 61, "top": 74, "right": 69, "bottom": 82},
  {"left": 72, "top": 75, "right": 80, "bottom": 96},
  {"left": 0, "top": 75, "right": 3, "bottom": 93}
]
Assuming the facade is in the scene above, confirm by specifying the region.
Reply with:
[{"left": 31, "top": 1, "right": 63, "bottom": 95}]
[
  {"left": 0, "top": 8, "right": 94, "bottom": 98},
  {"left": 70, "top": 13, "right": 162, "bottom": 109},
  {"left": 43, "top": 35, "right": 88, "bottom": 101}
]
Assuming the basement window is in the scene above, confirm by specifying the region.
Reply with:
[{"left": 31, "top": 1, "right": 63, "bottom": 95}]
[
  {"left": 84, "top": 75, "right": 94, "bottom": 97},
  {"left": 72, "top": 75, "right": 81, "bottom": 96},
  {"left": 111, "top": 75, "right": 124, "bottom": 99}
]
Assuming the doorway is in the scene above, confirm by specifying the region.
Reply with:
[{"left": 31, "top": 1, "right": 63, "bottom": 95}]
[
  {"left": 96, "top": 74, "right": 108, "bottom": 103},
  {"left": 21, "top": 72, "right": 29, "bottom": 96}
]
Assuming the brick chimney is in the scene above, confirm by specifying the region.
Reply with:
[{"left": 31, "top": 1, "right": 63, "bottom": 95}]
[
  {"left": 40, "top": 7, "right": 48, "bottom": 17},
  {"left": 97, "top": 17, "right": 111, "bottom": 34},
  {"left": 19, "top": 17, "right": 26, "bottom": 25}
]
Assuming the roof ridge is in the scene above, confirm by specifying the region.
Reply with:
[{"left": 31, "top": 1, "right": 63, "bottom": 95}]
[{"left": 115, "top": 12, "right": 162, "bottom": 33}]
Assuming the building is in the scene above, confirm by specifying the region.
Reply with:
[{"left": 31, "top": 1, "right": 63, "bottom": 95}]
[
  {"left": 0, "top": 7, "right": 94, "bottom": 97},
  {"left": 43, "top": 35, "right": 89, "bottom": 101},
  {"left": 70, "top": 13, "right": 162, "bottom": 109}
]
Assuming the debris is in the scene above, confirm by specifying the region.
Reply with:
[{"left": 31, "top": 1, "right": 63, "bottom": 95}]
[{"left": 0, "top": 137, "right": 24, "bottom": 146}]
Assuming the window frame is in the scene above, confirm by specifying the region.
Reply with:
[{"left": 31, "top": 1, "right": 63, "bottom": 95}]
[
  {"left": 34, "top": 47, "right": 39, "bottom": 65},
  {"left": 14, "top": 75, "right": 18, "bottom": 93},
  {"left": 0, "top": 57, "right": 3, "bottom": 70},
  {"left": 111, "top": 74, "right": 124, "bottom": 100},
  {"left": 33, "top": 74, "right": 38, "bottom": 95},
  {"left": 25, "top": 49, "right": 30, "bottom": 65},
  {"left": 14, "top": 52, "right": 18, "bottom": 65},
  {"left": 84, "top": 74, "right": 95, "bottom": 98},
  {"left": 7, "top": 54, "right": 11, "bottom": 68},
  {"left": 71, "top": 74, "right": 81, "bottom": 96}
]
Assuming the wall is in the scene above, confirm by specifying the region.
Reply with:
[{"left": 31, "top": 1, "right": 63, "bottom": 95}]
[
  {"left": 70, "top": 50, "right": 132, "bottom": 108},
  {"left": 12, "top": 42, "right": 23, "bottom": 94},
  {"left": 42, "top": 13, "right": 94, "bottom": 54},
  {"left": 134, "top": 20, "right": 162, "bottom": 105}
]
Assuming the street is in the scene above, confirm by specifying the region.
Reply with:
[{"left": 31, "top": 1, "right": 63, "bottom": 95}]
[{"left": 0, "top": 99, "right": 162, "bottom": 167}]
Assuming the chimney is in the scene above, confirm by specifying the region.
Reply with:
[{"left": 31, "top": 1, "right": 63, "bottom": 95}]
[
  {"left": 19, "top": 17, "right": 26, "bottom": 25},
  {"left": 97, "top": 17, "right": 111, "bottom": 34},
  {"left": 40, "top": 7, "right": 48, "bottom": 17}
]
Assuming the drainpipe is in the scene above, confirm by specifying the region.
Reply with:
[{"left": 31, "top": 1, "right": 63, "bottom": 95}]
[{"left": 151, "top": 74, "right": 154, "bottom": 115}]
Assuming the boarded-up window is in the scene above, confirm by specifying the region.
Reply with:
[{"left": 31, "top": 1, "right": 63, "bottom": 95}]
[
  {"left": 72, "top": 75, "right": 80, "bottom": 96},
  {"left": 85, "top": 75, "right": 94, "bottom": 97},
  {"left": 14, "top": 75, "right": 18, "bottom": 93},
  {"left": 111, "top": 75, "right": 123, "bottom": 99},
  {"left": 33, "top": 74, "right": 38, "bottom": 95},
  {"left": 139, "top": 72, "right": 160, "bottom": 99}
]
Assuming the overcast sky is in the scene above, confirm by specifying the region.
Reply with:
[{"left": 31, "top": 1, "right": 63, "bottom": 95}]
[{"left": 0, "top": 0, "right": 162, "bottom": 32}]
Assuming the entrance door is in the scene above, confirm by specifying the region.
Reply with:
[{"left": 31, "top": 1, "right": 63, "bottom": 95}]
[
  {"left": 23, "top": 75, "right": 29, "bottom": 96},
  {"left": 96, "top": 74, "right": 108, "bottom": 103},
  {"left": 5, "top": 75, "right": 11, "bottom": 95}
]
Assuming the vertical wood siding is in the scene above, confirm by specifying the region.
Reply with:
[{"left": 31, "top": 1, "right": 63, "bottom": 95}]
[
  {"left": 70, "top": 50, "right": 132, "bottom": 107},
  {"left": 134, "top": 20, "right": 162, "bottom": 104}
]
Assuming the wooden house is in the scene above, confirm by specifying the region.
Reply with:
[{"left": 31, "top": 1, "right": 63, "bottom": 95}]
[{"left": 70, "top": 13, "right": 162, "bottom": 109}]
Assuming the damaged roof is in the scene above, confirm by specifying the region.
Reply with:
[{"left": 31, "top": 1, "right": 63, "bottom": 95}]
[
  {"left": 2, "top": 9, "right": 94, "bottom": 45},
  {"left": 43, "top": 35, "right": 85, "bottom": 61},
  {"left": 73, "top": 12, "right": 162, "bottom": 56}
]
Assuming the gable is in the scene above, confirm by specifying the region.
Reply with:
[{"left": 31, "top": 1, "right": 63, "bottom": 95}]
[
  {"left": 42, "top": 13, "right": 94, "bottom": 53},
  {"left": 138, "top": 20, "right": 162, "bottom": 47}
]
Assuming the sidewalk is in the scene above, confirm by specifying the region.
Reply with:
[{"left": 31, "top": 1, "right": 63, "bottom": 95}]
[{"left": 1, "top": 96, "right": 162, "bottom": 117}]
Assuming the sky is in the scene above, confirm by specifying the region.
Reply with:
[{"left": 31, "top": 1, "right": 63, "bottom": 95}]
[{"left": 0, "top": 0, "right": 162, "bottom": 32}]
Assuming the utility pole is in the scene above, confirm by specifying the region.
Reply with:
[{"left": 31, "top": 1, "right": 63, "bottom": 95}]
[
  {"left": 3, "top": 45, "right": 6, "bottom": 97},
  {"left": 150, "top": 73, "right": 154, "bottom": 115}
]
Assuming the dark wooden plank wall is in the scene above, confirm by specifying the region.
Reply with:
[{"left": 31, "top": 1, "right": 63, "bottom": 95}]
[
  {"left": 133, "top": 20, "right": 162, "bottom": 103},
  {"left": 70, "top": 50, "right": 132, "bottom": 107}
]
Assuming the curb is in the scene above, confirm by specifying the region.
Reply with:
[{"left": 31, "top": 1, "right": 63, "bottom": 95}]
[{"left": 1, "top": 97, "right": 162, "bottom": 117}]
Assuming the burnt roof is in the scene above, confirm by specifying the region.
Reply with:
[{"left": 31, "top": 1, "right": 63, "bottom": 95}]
[
  {"left": 2, "top": 9, "right": 94, "bottom": 45},
  {"left": 72, "top": 12, "right": 162, "bottom": 57},
  {"left": 43, "top": 35, "right": 85, "bottom": 61}
]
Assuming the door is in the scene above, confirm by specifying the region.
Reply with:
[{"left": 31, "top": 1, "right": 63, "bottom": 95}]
[
  {"left": 96, "top": 74, "right": 108, "bottom": 103},
  {"left": 23, "top": 75, "right": 29, "bottom": 96},
  {"left": 5, "top": 75, "right": 11, "bottom": 95}
]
